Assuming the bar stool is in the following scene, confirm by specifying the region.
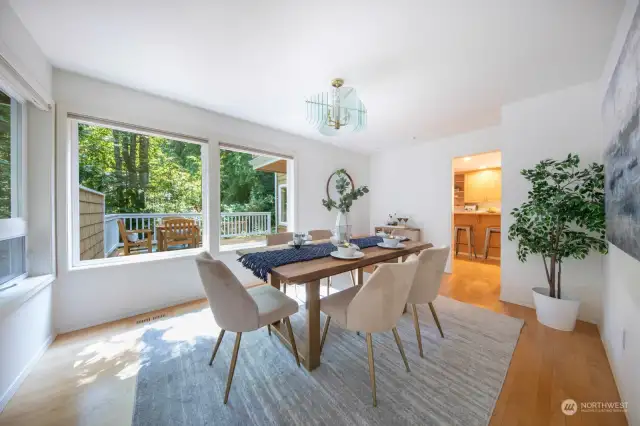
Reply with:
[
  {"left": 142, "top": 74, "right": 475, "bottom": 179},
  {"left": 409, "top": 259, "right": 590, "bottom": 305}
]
[
  {"left": 454, "top": 226, "right": 477, "bottom": 260},
  {"left": 483, "top": 227, "right": 501, "bottom": 259}
]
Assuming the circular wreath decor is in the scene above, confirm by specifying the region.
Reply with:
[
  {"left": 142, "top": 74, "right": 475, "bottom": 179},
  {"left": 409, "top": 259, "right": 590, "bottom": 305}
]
[{"left": 321, "top": 169, "right": 369, "bottom": 213}]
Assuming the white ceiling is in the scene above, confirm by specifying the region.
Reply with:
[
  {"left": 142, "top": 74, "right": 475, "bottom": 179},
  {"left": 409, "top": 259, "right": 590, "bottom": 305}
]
[
  {"left": 11, "top": 0, "right": 624, "bottom": 153},
  {"left": 453, "top": 151, "right": 501, "bottom": 172}
]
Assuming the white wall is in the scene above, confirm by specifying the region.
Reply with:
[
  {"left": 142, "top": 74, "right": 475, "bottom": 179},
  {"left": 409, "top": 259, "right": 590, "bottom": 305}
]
[
  {"left": 599, "top": 0, "right": 640, "bottom": 423},
  {"left": 0, "top": 284, "right": 54, "bottom": 412},
  {"left": 0, "top": 0, "right": 52, "bottom": 101},
  {"left": 370, "top": 81, "right": 605, "bottom": 324},
  {"left": 53, "top": 70, "right": 370, "bottom": 333},
  {"left": 500, "top": 82, "right": 605, "bottom": 323},
  {"left": 369, "top": 125, "right": 501, "bottom": 272},
  {"left": 0, "top": 2, "right": 56, "bottom": 413}
]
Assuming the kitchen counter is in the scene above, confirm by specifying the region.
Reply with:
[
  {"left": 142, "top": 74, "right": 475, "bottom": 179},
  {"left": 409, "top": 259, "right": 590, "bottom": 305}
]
[
  {"left": 453, "top": 211, "right": 501, "bottom": 215},
  {"left": 453, "top": 212, "right": 501, "bottom": 259}
]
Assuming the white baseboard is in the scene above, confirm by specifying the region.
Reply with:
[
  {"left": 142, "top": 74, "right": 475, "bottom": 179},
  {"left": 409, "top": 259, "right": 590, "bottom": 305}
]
[
  {"left": 55, "top": 294, "right": 204, "bottom": 334},
  {"left": 0, "top": 333, "right": 55, "bottom": 413},
  {"left": 597, "top": 327, "right": 630, "bottom": 425}
]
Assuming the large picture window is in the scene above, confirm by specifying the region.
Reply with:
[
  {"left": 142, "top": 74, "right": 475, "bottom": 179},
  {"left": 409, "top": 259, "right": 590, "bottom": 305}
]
[
  {"left": 218, "top": 144, "right": 292, "bottom": 251},
  {"left": 0, "top": 89, "right": 26, "bottom": 288},
  {"left": 69, "top": 118, "right": 207, "bottom": 266}
]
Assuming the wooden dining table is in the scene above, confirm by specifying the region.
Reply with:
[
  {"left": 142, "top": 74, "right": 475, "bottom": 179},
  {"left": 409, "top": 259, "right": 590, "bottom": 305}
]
[{"left": 236, "top": 239, "right": 433, "bottom": 371}]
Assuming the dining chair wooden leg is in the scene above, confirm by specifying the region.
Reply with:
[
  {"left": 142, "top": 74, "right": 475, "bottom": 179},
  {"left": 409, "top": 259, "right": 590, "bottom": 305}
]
[
  {"left": 349, "top": 270, "right": 356, "bottom": 286},
  {"left": 429, "top": 302, "right": 445, "bottom": 338},
  {"left": 209, "top": 329, "right": 225, "bottom": 366},
  {"left": 366, "top": 333, "right": 377, "bottom": 407},
  {"left": 392, "top": 327, "right": 410, "bottom": 372},
  {"left": 223, "top": 332, "right": 242, "bottom": 404},
  {"left": 284, "top": 317, "right": 301, "bottom": 367},
  {"left": 283, "top": 282, "right": 287, "bottom": 294},
  {"left": 326, "top": 276, "right": 332, "bottom": 296},
  {"left": 267, "top": 324, "right": 271, "bottom": 336},
  {"left": 411, "top": 304, "right": 424, "bottom": 358},
  {"left": 320, "top": 316, "right": 331, "bottom": 354}
]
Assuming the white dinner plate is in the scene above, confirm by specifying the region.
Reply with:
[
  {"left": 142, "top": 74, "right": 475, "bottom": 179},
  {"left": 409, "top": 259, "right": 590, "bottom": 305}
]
[
  {"left": 288, "top": 241, "right": 313, "bottom": 246},
  {"left": 377, "top": 242, "right": 406, "bottom": 249},
  {"left": 330, "top": 250, "right": 365, "bottom": 260}
]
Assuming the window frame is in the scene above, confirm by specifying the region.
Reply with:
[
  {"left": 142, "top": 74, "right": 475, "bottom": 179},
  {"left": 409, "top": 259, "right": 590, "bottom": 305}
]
[
  {"left": 67, "top": 116, "right": 209, "bottom": 269},
  {"left": 0, "top": 89, "right": 28, "bottom": 290},
  {"left": 277, "top": 183, "right": 288, "bottom": 226},
  {"left": 217, "top": 143, "right": 294, "bottom": 252}
]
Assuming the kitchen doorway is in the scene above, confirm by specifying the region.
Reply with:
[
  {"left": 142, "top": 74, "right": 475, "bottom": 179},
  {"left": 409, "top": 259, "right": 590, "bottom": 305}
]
[{"left": 443, "top": 151, "right": 502, "bottom": 310}]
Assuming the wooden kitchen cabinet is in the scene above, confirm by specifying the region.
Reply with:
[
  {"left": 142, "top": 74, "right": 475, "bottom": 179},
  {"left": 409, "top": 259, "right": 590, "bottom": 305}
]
[{"left": 464, "top": 169, "right": 501, "bottom": 203}]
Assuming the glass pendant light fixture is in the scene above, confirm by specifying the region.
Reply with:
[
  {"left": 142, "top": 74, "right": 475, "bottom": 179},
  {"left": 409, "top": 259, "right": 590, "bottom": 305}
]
[{"left": 306, "top": 78, "right": 367, "bottom": 136}]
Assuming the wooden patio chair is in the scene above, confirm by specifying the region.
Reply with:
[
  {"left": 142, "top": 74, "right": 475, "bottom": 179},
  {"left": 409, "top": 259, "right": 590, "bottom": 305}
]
[
  {"left": 118, "top": 219, "right": 153, "bottom": 256},
  {"left": 162, "top": 218, "right": 200, "bottom": 250},
  {"left": 161, "top": 216, "right": 183, "bottom": 222}
]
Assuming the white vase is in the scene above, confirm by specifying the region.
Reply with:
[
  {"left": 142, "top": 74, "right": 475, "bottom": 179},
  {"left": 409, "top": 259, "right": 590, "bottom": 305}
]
[
  {"left": 335, "top": 211, "right": 349, "bottom": 227},
  {"left": 532, "top": 287, "right": 580, "bottom": 331},
  {"left": 335, "top": 211, "right": 352, "bottom": 241}
]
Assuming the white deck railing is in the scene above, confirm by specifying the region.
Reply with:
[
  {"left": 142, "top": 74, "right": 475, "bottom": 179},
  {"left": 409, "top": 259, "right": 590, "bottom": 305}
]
[
  {"left": 104, "top": 212, "right": 271, "bottom": 255},
  {"left": 220, "top": 212, "right": 272, "bottom": 237}
]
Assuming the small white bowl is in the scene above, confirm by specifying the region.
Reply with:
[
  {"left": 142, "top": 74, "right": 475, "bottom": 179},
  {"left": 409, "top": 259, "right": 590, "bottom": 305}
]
[
  {"left": 376, "top": 232, "right": 389, "bottom": 238},
  {"left": 337, "top": 244, "right": 357, "bottom": 257},
  {"left": 382, "top": 237, "right": 400, "bottom": 247}
]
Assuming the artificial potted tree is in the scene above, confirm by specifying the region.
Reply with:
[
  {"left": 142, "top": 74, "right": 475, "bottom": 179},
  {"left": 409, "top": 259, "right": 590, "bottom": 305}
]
[{"left": 508, "top": 154, "right": 607, "bottom": 331}]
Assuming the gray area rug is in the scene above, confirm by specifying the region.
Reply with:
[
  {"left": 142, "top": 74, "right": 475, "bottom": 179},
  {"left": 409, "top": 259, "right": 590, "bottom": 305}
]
[{"left": 132, "top": 296, "right": 523, "bottom": 426}]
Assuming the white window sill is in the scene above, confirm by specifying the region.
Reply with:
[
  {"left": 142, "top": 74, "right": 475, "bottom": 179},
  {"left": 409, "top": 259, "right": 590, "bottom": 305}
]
[
  {"left": 0, "top": 274, "right": 55, "bottom": 321},
  {"left": 70, "top": 247, "right": 207, "bottom": 271},
  {"left": 219, "top": 241, "right": 267, "bottom": 253}
]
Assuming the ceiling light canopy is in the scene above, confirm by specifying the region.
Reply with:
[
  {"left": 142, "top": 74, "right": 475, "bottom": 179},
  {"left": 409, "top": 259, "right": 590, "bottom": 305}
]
[{"left": 306, "top": 78, "right": 367, "bottom": 136}]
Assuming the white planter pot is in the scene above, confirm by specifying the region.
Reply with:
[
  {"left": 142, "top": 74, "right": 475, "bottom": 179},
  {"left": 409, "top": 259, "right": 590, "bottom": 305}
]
[{"left": 532, "top": 287, "right": 580, "bottom": 331}]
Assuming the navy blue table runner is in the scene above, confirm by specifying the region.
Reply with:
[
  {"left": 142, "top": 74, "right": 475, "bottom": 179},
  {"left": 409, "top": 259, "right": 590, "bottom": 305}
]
[{"left": 238, "top": 236, "right": 386, "bottom": 282}]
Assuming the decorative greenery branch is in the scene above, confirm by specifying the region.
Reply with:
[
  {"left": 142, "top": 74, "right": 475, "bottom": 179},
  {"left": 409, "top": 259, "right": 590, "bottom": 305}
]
[
  {"left": 507, "top": 154, "right": 608, "bottom": 299},
  {"left": 322, "top": 169, "right": 369, "bottom": 213}
]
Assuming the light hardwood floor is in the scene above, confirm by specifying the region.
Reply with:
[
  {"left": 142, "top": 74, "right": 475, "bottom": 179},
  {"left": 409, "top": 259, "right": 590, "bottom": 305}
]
[{"left": 0, "top": 260, "right": 628, "bottom": 426}]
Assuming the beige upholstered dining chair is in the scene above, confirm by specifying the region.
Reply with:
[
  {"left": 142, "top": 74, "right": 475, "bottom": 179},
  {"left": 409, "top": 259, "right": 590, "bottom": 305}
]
[
  {"left": 308, "top": 229, "right": 332, "bottom": 240},
  {"left": 319, "top": 260, "right": 418, "bottom": 406},
  {"left": 195, "top": 252, "right": 301, "bottom": 404},
  {"left": 405, "top": 246, "right": 450, "bottom": 357},
  {"left": 266, "top": 232, "right": 294, "bottom": 293},
  {"left": 266, "top": 232, "right": 293, "bottom": 246}
]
